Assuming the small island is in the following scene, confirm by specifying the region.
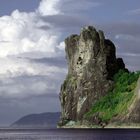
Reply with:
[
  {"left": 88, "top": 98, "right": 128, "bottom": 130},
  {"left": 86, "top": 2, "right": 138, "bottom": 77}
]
[{"left": 58, "top": 26, "right": 140, "bottom": 128}]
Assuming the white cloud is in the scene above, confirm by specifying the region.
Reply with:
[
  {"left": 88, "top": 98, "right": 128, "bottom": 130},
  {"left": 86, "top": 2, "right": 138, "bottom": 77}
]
[
  {"left": 0, "top": 76, "right": 60, "bottom": 98},
  {"left": 37, "top": 0, "right": 61, "bottom": 16},
  {"left": 0, "top": 56, "right": 67, "bottom": 98},
  {"left": 0, "top": 57, "right": 66, "bottom": 77},
  {"left": 0, "top": 8, "right": 62, "bottom": 57},
  {"left": 0, "top": 0, "right": 103, "bottom": 99},
  {"left": 0, "top": 0, "right": 67, "bottom": 98},
  {"left": 57, "top": 41, "right": 65, "bottom": 50}
]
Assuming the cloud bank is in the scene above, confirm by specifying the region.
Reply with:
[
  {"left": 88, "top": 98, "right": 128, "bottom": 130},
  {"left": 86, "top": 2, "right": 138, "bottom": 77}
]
[
  {"left": 0, "top": 0, "right": 67, "bottom": 99},
  {"left": 0, "top": 0, "right": 103, "bottom": 99}
]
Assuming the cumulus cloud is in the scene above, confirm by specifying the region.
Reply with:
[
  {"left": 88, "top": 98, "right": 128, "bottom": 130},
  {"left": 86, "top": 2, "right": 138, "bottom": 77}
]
[
  {"left": 0, "top": 0, "right": 67, "bottom": 99},
  {"left": 37, "top": 0, "right": 61, "bottom": 16},
  {"left": 0, "top": 9, "right": 63, "bottom": 57},
  {"left": 0, "top": 0, "right": 103, "bottom": 99},
  {"left": 0, "top": 0, "right": 102, "bottom": 100},
  {"left": 0, "top": 0, "right": 139, "bottom": 99}
]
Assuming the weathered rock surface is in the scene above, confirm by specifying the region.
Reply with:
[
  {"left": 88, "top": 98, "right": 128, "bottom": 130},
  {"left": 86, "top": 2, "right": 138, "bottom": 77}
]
[
  {"left": 105, "top": 77, "right": 140, "bottom": 127},
  {"left": 124, "top": 77, "right": 140, "bottom": 123},
  {"left": 59, "top": 26, "right": 127, "bottom": 126}
]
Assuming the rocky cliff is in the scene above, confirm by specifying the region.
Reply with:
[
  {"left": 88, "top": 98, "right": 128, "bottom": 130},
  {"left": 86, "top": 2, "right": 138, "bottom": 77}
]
[
  {"left": 59, "top": 26, "right": 128, "bottom": 127},
  {"left": 122, "top": 77, "right": 140, "bottom": 124}
]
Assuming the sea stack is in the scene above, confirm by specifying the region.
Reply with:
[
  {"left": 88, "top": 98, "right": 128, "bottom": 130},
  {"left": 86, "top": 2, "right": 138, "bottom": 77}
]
[{"left": 59, "top": 26, "right": 127, "bottom": 126}]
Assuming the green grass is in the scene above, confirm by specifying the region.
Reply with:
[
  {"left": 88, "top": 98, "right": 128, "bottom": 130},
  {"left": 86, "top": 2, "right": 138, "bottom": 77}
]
[{"left": 85, "top": 70, "right": 140, "bottom": 122}]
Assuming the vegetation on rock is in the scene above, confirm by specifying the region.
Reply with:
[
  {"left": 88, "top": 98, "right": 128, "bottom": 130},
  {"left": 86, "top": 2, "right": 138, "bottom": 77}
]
[
  {"left": 59, "top": 26, "right": 140, "bottom": 128},
  {"left": 59, "top": 26, "right": 127, "bottom": 126},
  {"left": 85, "top": 70, "right": 140, "bottom": 124}
]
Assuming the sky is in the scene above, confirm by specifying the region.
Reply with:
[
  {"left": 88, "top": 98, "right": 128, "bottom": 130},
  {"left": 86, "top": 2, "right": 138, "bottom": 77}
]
[{"left": 0, "top": 0, "right": 140, "bottom": 126}]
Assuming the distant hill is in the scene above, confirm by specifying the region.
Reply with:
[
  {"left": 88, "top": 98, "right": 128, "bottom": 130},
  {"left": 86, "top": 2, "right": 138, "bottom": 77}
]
[{"left": 11, "top": 112, "right": 60, "bottom": 128}]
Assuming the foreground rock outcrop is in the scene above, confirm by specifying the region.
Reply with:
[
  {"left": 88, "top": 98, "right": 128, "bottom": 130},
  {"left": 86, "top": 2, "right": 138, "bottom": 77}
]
[
  {"left": 123, "top": 77, "right": 140, "bottom": 123},
  {"left": 59, "top": 26, "right": 127, "bottom": 126},
  {"left": 105, "top": 76, "right": 140, "bottom": 128}
]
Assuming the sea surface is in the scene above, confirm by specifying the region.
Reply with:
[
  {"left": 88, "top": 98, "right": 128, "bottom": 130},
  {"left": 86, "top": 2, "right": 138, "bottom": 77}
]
[{"left": 0, "top": 128, "right": 140, "bottom": 140}]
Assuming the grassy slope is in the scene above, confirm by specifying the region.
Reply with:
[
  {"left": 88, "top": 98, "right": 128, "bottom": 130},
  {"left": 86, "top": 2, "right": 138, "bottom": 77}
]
[{"left": 85, "top": 70, "right": 140, "bottom": 123}]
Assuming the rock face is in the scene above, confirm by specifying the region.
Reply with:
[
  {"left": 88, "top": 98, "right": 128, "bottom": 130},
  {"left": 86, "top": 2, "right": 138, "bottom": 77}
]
[
  {"left": 124, "top": 77, "right": 140, "bottom": 123},
  {"left": 59, "top": 26, "right": 126, "bottom": 126}
]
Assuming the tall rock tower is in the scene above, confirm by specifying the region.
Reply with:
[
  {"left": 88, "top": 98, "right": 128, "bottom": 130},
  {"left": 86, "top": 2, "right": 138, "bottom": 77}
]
[{"left": 59, "top": 26, "right": 126, "bottom": 126}]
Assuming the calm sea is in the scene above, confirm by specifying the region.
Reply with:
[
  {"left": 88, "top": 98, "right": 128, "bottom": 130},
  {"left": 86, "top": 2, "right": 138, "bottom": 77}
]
[{"left": 0, "top": 128, "right": 140, "bottom": 140}]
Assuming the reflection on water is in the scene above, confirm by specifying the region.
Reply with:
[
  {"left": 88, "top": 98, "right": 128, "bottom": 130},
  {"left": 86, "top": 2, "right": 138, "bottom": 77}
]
[{"left": 0, "top": 128, "right": 140, "bottom": 140}]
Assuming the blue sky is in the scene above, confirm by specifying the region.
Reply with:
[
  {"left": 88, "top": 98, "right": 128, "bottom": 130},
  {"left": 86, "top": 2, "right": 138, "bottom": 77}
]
[
  {"left": 0, "top": 0, "right": 140, "bottom": 125},
  {"left": 0, "top": 0, "right": 39, "bottom": 16}
]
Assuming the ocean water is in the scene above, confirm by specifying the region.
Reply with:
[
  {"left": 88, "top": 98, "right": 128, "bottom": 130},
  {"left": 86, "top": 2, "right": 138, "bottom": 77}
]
[{"left": 0, "top": 128, "right": 140, "bottom": 140}]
